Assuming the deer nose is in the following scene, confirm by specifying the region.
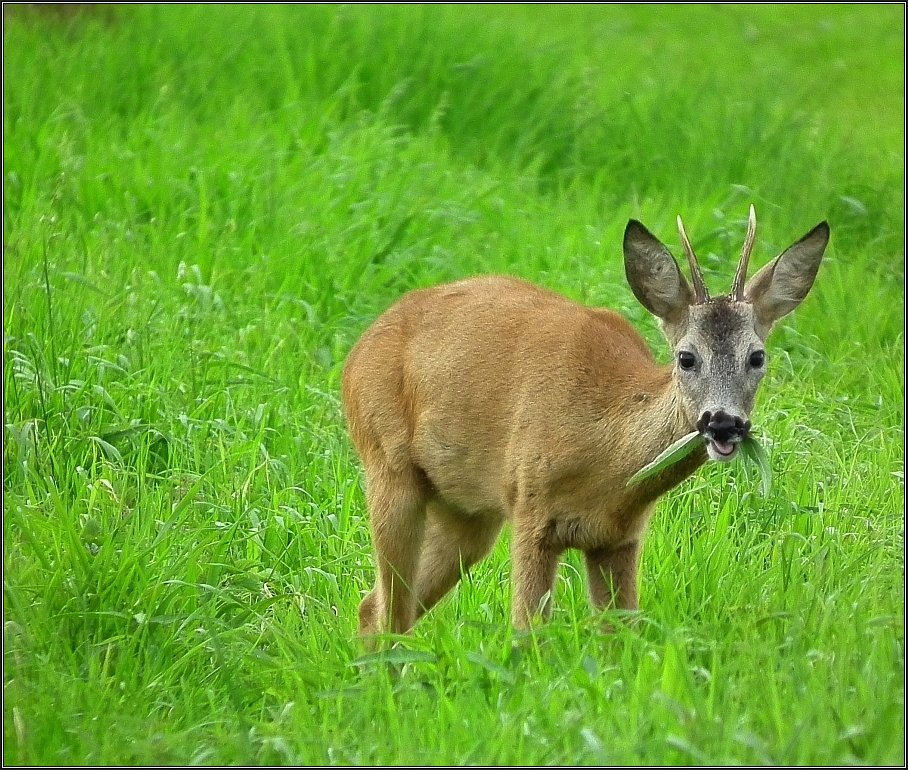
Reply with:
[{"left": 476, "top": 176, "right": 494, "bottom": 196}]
[{"left": 697, "top": 410, "right": 751, "bottom": 442}]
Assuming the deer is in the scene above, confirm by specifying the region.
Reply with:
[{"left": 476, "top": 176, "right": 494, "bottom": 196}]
[{"left": 341, "top": 206, "right": 829, "bottom": 638}]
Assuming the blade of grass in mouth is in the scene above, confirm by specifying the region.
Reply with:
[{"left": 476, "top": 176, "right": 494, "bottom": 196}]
[
  {"left": 627, "top": 431, "right": 772, "bottom": 497},
  {"left": 627, "top": 430, "right": 703, "bottom": 486}
]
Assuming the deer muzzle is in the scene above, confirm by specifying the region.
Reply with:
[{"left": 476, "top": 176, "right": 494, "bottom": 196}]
[{"left": 697, "top": 409, "right": 751, "bottom": 463}]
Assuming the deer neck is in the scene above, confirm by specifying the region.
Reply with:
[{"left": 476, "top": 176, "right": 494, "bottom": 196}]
[
  {"left": 617, "top": 363, "right": 706, "bottom": 493},
  {"left": 615, "top": 362, "right": 690, "bottom": 436}
]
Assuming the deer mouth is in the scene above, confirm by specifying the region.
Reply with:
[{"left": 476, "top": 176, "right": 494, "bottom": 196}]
[
  {"left": 706, "top": 437, "right": 739, "bottom": 462},
  {"left": 698, "top": 410, "right": 751, "bottom": 463}
]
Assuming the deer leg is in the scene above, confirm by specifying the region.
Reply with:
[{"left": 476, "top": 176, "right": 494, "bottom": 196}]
[
  {"left": 510, "top": 526, "right": 561, "bottom": 630},
  {"left": 358, "top": 464, "right": 428, "bottom": 638},
  {"left": 584, "top": 540, "right": 642, "bottom": 616},
  {"left": 414, "top": 503, "right": 504, "bottom": 620}
]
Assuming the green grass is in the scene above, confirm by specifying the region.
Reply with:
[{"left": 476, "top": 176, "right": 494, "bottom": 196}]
[{"left": 3, "top": 4, "right": 903, "bottom": 765}]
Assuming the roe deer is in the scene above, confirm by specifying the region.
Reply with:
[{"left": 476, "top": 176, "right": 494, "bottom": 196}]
[{"left": 342, "top": 206, "right": 829, "bottom": 636}]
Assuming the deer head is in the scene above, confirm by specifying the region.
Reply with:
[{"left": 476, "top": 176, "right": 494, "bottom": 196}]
[{"left": 623, "top": 206, "right": 830, "bottom": 462}]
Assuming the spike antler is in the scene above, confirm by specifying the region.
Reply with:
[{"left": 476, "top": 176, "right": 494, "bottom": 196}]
[
  {"left": 731, "top": 204, "right": 757, "bottom": 302},
  {"left": 731, "top": 205, "right": 757, "bottom": 300},
  {"left": 676, "top": 215, "right": 710, "bottom": 304}
]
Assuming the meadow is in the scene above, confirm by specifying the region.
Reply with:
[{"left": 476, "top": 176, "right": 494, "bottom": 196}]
[{"left": 3, "top": 4, "right": 904, "bottom": 765}]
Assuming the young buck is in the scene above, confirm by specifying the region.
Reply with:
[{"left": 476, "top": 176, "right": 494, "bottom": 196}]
[{"left": 342, "top": 206, "right": 829, "bottom": 636}]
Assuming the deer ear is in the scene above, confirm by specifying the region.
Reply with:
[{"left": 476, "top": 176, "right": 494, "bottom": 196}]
[
  {"left": 623, "top": 220, "right": 694, "bottom": 324},
  {"left": 743, "top": 222, "right": 829, "bottom": 331}
]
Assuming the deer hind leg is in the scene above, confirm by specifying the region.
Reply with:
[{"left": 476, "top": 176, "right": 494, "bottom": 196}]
[
  {"left": 584, "top": 539, "right": 642, "bottom": 616},
  {"left": 414, "top": 503, "right": 505, "bottom": 621},
  {"left": 358, "top": 463, "right": 429, "bottom": 638}
]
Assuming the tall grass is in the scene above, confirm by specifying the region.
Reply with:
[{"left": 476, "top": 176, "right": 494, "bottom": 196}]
[{"left": 4, "top": 4, "right": 903, "bottom": 765}]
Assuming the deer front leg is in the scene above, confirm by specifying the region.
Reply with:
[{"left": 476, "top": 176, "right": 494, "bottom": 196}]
[
  {"left": 584, "top": 539, "right": 642, "bottom": 616},
  {"left": 510, "top": 527, "right": 560, "bottom": 630}
]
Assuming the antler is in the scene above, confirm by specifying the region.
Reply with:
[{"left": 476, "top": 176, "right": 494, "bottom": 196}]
[
  {"left": 676, "top": 215, "right": 710, "bottom": 304},
  {"left": 731, "top": 204, "right": 757, "bottom": 301}
]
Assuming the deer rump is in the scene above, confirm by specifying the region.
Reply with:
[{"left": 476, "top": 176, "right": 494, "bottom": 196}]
[{"left": 342, "top": 210, "right": 829, "bottom": 638}]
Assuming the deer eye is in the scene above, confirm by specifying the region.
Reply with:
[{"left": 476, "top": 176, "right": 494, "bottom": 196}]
[
  {"left": 749, "top": 350, "right": 766, "bottom": 368},
  {"left": 678, "top": 351, "right": 697, "bottom": 370}
]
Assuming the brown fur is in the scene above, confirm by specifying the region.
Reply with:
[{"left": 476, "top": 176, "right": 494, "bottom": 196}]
[
  {"left": 342, "top": 215, "right": 829, "bottom": 638},
  {"left": 343, "top": 275, "right": 706, "bottom": 634}
]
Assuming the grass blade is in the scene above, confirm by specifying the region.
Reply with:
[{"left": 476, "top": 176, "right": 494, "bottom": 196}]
[
  {"left": 349, "top": 648, "right": 438, "bottom": 667},
  {"left": 740, "top": 435, "right": 772, "bottom": 497},
  {"left": 627, "top": 430, "right": 703, "bottom": 486}
]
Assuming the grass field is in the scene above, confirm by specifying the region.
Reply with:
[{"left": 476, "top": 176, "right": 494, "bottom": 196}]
[{"left": 3, "top": 4, "right": 904, "bottom": 765}]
